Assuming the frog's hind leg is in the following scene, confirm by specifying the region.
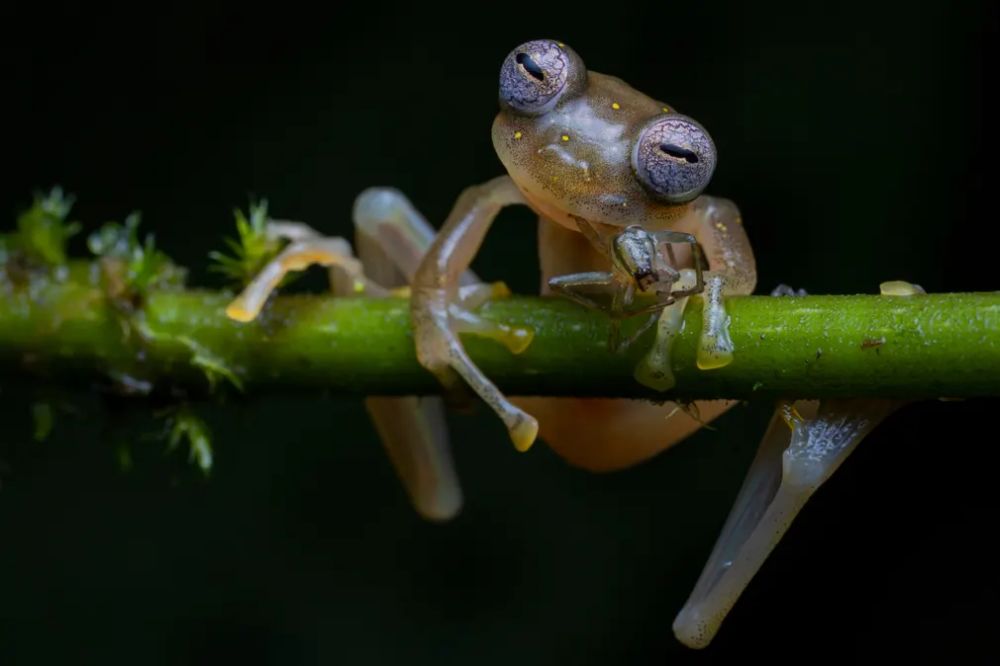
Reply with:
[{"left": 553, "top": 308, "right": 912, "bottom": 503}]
[
  {"left": 225, "top": 223, "right": 385, "bottom": 322},
  {"left": 410, "top": 176, "right": 540, "bottom": 452},
  {"left": 224, "top": 191, "right": 466, "bottom": 521},
  {"left": 352, "top": 187, "right": 471, "bottom": 521},
  {"left": 672, "top": 398, "right": 901, "bottom": 649}
]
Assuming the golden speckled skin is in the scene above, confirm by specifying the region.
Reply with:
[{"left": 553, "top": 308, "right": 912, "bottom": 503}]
[
  {"left": 407, "top": 39, "right": 756, "bottom": 471},
  {"left": 493, "top": 71, "right": 690, "bottom": 232},
  {"left": 484, "top": 46, "right": 757, "bottom": 470}
]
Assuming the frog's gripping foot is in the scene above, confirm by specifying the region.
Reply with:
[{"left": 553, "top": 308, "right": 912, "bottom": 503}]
[
  {"left": 695, "top": 274, "right": 734, "bottom": 370},
  {"left": 414, "top": 290, "right": 539, "bottom": 453},
  {"left": 225, "top": 233, "right": 377, "bottom": 322},
  {"left": 453, "top": 282, "right": 534, "bottom": 355}
]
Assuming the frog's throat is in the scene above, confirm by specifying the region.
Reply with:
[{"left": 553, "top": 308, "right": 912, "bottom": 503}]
[
  {"left": 518, "top": 183, "right": 585, "bottom": 231},
  {"left": 517, "top": 183, "right": 622, "bottom": 235},
  {"left": 516, "top": 180, "right": 695, "bottom": 234}
]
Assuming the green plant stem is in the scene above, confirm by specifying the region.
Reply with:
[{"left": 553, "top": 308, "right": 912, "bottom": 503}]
[{"left": 0, "top": 279, "right": 998, "bottom": 400}]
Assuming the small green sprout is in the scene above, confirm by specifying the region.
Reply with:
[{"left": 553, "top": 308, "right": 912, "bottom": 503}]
[
  {"left": 166, "top": 406, "right": 214, "bottom": 476},
  {"left": 13, "top": 187, "right": 81, "bottom": 266},
  {"left": 88, "top": 212, "right": 186, "bottom": 296},
  {"left": 175, "top": 335, "right": 245, "bottom": 392},
  {"left": 210, "top": 199, "right": 284, "bottom": 287}
]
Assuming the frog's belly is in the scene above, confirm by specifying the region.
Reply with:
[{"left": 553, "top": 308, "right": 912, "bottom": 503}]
[
  {"left": 516, "top": 217, "right": 730, "bottom": 472},
  {"left": 511, "top": 395, "right": 734, "bottom": 472}
]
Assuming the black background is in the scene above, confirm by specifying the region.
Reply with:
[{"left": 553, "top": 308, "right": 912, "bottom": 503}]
[{"left": 2, "top": 1, "right": 998, "bottom": 663}]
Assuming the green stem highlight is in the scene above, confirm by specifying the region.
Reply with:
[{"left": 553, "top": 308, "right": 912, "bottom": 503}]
[{"left": 0, "top": 279, "right": 997, "bottom": 400}]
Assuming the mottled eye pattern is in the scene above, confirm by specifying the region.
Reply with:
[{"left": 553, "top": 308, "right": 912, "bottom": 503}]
[
  {"left": 633, "top": 115, "right": 717, "bottom": 203},
  {"left": 499, "top": 39, "right": 582, "bottom": 114}
]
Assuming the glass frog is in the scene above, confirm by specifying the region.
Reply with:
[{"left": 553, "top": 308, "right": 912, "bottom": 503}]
[{"left": 224, "top": 40, "right": 907, "bottom": 649}]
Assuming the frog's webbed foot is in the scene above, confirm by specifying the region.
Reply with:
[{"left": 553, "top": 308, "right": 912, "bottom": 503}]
[
  {"left": 411, "top": 176, "right": 539, "bottom": 452},
  {"left": 225, "top": 223, "right": 385, "bottom": 322},
  {"left": 451, "top": 282, "right": 534, "bottom": 355},
  {"left": 672, "top": 398, "right": 902, "bottom": 649}
]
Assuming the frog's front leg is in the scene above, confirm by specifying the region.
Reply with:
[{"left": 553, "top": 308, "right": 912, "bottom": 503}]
[
  {"left": 411, "top": 175, "right": 539, "bottom": 452},
  {"left": 547, "top": 271, "right": 660, "bottom": 351},
  {"left": 632, "top": 196, "right": 755, "bottom": 390},
  {"left": 684, "top": 196, "right": 757, "bottom": 370}
]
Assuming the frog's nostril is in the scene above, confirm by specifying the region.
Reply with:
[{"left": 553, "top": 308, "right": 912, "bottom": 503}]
[
  {"left": 515, "top": 52, "right": 546, "bottom": 81},
  {"left": 659, "top": 143, "right": 699, "bottom": 164}
]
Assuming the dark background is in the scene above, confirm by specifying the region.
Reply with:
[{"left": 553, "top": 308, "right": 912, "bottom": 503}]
[{"left": 2, "top": 1, "right": 998, "bottom": 663}]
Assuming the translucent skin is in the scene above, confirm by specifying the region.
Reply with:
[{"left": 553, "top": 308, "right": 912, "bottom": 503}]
[
  {"left": 225, "top": 41, "right": 902, "bottom": 648},
  {"left": 474, "top": 44, "right": 757, "bottom": 470},
  {"left": 493, "top": 71, "right": 692, "bottom": 232}
]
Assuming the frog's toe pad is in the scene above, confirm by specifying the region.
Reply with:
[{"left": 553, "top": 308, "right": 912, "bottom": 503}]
[
  {"left": 696, "top": 336, "right": 734, "bottom": 370},
  {"left": 225, "top": 301, "right": 258, "bottom": 323},
  {"left": 509, "top": 414, "right": 539, "bottom": 452}
]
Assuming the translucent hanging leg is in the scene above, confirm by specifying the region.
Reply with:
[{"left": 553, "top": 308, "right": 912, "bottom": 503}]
[
  {"left": 672, "top": 398, "right": 901, "bottom": 648},
  {"left": 353, "top": 187, "right": 470, "bottom": 521}
]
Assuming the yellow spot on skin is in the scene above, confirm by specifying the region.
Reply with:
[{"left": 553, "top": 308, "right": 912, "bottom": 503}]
[
  {"left": 561, "top": 134, "right": 570, "bottom": 142},
  {"left": 714, "top": 222, "right": 728, "bottom": 234},
  {"left": 557, "top": 42, "right": 565, "bottom": 48},
  {"left": 662, "top": 106, "right": 671, "bottom": 113},
  {"left": 513, "top": 131, "right": 522, "bottom": 140},
  {"left": 611, "top": 102, "right": 621, "bottom": 110}
]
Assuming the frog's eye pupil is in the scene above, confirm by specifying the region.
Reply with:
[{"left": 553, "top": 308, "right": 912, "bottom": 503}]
[
  {"left": 515, "top": 52, "right": 546, "bottom": 81},
  {"left": 659, "top": 143, "right": 700, "bottom": 164},
  {"left": 633, "top": 115, "right": 717, "bottom": 203},
  {"left": 500, "top": 40, "right": 583, "bottom": 115}
]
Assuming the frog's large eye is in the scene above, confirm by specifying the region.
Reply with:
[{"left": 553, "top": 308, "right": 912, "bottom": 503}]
[
  {"left": 632, "top": 115, "right": 717, "bottom": 203},
  {"left": 499, "top": 39, "right": 585, "bottom": 115}
]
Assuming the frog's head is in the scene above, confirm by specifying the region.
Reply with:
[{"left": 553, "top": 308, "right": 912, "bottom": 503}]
[{"left": 492, "top": 39, "right": 717, "bottom": 229}]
